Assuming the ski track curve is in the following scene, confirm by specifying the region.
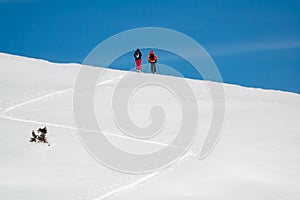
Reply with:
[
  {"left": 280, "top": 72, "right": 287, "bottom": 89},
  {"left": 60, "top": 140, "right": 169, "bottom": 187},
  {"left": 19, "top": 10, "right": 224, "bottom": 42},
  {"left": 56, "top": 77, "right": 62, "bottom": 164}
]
[
  {"left": 92, "top": 151, "right": 196, "bottom": 200},
  {"left": 0, "top": 74, "right": 196, "bottom": 200}
]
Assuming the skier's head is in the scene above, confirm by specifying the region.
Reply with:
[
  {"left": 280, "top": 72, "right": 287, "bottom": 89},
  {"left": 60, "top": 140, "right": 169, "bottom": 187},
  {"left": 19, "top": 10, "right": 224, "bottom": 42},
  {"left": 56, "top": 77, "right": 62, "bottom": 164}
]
[{"left": 150, "top": 50, "right": 154, "bottom": 54}]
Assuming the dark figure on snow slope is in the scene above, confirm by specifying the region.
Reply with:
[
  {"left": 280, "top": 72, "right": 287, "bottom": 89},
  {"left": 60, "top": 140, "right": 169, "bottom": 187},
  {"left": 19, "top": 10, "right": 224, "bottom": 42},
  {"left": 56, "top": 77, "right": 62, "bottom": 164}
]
[
  {"left": 148, "top": 50, "right": 157, "bottom": 74},
  {"left": 134, "top": 48, "right": 142, "bottom": 72}
]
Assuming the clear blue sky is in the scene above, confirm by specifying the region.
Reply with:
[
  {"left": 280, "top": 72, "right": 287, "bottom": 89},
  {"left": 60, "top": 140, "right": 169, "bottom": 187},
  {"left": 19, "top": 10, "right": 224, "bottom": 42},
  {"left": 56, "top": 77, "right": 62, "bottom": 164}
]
[{"left": 1, "top": 0, "right": 299, "bottom": 93}]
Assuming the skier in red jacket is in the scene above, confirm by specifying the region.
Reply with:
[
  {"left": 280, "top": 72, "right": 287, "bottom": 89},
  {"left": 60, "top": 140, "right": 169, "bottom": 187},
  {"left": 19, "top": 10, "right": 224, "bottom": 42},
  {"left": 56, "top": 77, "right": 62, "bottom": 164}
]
[{"left": 148, "top": 50, "right": 157, "bottom": 74}]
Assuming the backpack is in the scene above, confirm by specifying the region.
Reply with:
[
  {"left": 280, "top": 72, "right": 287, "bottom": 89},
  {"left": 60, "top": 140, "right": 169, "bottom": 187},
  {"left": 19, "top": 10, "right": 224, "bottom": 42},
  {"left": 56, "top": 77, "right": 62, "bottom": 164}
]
[
  {"left": 150, "top": 53, "right": 155, "bottom": 61},
  {"left": 135, "top": 51, "right": 141, "bottom": 59}
]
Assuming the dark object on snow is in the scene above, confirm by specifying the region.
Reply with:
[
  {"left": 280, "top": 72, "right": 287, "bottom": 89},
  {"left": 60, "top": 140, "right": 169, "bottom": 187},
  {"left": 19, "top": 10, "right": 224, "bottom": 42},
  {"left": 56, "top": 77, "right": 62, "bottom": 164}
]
[
  {"left": 29, "top": 130, "right": 37, "bottom": 142},
  {"left": 37, "top": 132, "right": 47, "bottom": 143},
  {"left": 37, "top": 126, "right": 47, "bottom": 134},
  {"left": 29, "top": 126, "right": 50, "bottom": 146},
  {"left": 37, "top": 126, "right": 48, "bottom": 144}
]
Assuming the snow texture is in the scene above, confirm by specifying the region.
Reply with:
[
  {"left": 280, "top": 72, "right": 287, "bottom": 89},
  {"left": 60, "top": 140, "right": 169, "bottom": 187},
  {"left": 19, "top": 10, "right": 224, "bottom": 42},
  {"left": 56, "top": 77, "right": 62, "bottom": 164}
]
[{"left": 0, "top": 53, "right": 299, "bottom": 200}]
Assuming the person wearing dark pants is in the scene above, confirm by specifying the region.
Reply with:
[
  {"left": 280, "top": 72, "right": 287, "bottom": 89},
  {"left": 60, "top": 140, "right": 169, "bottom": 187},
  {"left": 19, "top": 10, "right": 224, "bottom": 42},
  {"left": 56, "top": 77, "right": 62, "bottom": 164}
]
[{"left": 148, "top": 50, "right": 157, "bottom": 74}]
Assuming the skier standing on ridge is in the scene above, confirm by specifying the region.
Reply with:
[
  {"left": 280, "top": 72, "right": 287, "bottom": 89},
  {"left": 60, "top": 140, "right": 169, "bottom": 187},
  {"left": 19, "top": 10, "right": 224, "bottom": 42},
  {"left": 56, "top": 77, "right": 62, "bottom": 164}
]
[
  {"left": 134, "top": 48, "right": 142, "bottom": 72},
  {"left": 148, "top": 50, "right": 157, "bottom": 74}
]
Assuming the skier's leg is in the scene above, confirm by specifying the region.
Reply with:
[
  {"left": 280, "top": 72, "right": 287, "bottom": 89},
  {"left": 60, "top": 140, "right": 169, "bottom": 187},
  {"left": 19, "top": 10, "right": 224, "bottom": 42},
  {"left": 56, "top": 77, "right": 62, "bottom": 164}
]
[
  {"left": 151, "top": 63, "right": 154, "bottom": 73},
  {"left": 136, "top": 59, "right": 142, "bottom": 72},
  {"left": 139, "top": 59, "right": 142, "bottom": 72},
  {"left": 151, "top": 63, "right": 156, "bottom": 74},
  {"left": 135, "top": 60, "right": 139, "bottom": 72},
  {"left": 137, "top": 59, "right": 142, "bottom": 72}
]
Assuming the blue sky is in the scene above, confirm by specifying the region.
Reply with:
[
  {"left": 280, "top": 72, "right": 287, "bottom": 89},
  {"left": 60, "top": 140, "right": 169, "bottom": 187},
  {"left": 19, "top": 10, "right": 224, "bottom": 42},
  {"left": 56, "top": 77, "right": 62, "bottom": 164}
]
[{"left": 0, "top": 0, "right": 299, "bottom": 93}]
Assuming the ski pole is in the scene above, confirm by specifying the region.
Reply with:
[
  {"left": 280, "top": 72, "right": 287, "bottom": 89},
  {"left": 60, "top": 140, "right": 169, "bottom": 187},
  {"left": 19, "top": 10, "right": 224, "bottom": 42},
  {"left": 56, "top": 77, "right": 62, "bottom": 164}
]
[{"left": 156, "top": 63, "right": 159, "bottom": 74}]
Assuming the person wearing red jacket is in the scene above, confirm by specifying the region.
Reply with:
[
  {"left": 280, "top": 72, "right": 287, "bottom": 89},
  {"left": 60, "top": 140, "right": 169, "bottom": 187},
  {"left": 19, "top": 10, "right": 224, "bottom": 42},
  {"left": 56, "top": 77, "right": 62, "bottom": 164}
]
[{"left": 148, "top": 50, "right": 157, "bottom": 74}]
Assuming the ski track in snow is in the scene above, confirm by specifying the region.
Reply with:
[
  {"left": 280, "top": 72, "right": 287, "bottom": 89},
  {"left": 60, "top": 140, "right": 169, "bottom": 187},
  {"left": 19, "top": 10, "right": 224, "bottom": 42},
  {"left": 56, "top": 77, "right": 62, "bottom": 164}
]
[
  {"left": 93, "top": 151, "right": 196, "bottom": 200},
  {"left": 0, "top": 74, "right": 195, "bottom": 200}
]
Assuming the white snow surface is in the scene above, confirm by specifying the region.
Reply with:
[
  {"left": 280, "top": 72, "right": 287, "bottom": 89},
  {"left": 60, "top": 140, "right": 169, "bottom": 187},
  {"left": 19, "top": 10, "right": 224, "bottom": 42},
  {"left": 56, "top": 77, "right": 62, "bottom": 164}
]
[{"left": 0, "top": 53, "right": 300, "bottom": 200}]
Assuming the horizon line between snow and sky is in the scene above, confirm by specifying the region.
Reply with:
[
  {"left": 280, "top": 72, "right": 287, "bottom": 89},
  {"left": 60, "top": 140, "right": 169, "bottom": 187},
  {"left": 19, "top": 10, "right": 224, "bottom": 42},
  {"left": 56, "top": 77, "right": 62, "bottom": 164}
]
[{"left": 0, "top": 0, "right": 299, "bottom": 93}]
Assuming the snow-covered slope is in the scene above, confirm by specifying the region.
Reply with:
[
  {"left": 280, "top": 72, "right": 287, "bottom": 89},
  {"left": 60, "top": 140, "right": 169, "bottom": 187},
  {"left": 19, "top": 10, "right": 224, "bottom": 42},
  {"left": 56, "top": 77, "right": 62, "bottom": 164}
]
[{"left": 0, "top": 53, "right": 299, "bottom": 200}]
